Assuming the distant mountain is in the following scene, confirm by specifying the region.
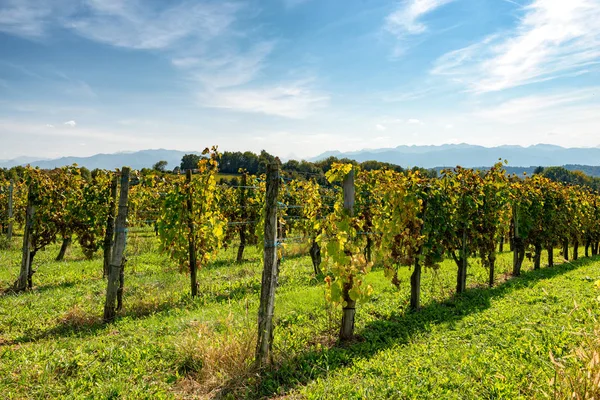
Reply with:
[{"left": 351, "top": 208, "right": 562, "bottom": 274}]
[
  {"left": 0, "top": 156, "right": 50, "bottom": 168},
  {"left": 310, "top": 144, "right": 600, "bottom": 168},
  {"left": 4, "top": 144, "right": 600, "bottom": 176},
  {"left": 0, "top": 149, "right": 198, "bottom": 171}
]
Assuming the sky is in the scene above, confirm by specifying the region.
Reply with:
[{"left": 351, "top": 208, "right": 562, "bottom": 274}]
[{"left": 0, "top": 0, "right": 599, "bottom": 160}]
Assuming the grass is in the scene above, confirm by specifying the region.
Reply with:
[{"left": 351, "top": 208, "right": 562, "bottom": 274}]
[{"left": 0, "top": 233, "right": 598, "bottom": 399}]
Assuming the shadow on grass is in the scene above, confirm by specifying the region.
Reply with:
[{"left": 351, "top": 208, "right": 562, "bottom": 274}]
[
  {"left": 0, "top": 275, "right": 102, "bottom": 297},
  {"left": 33, "top": 281, "right": 78, "bottom": 293},
  {"left": 2, "top": 277, "right": 264, "bottom": 346},
  {"left": 216, "top": 256, "right": 597, "bottom": 399}
]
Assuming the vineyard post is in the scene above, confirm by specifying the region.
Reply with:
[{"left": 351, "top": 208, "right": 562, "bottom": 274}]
[
  {"left": 103, "top": 167, "right": 130, "bottom": 322},
  {"left": 103, "top": 175, "right": 118, "bottom": 278},
  {"left": 186, "top": 169, "right": 198, "bottom": 297},
  {"left": 236, "top": 173, "right": 247, "bottom": 263},
  {"left": 7, "top": 179, "right": 13, "bottom": 243},
  {"left": 255, "top": 160, "right": 280, "bottom": 368},
  {"left": 13, "top": 188, "right": 34, "bottom": 292},
  {"left": 340, "top": 168, "right": 356, "bottom": 341},
  {"left": 573, "top": 239, "right": 578, "bottom": 260}
]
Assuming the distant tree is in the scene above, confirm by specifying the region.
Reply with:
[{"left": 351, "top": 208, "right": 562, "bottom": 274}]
[
  {"left": 153, "top": 160, "right": 168, "bottom": 172},
  {"left": 173, "top": 166, "right": 181, "bottom": 174},
  {"left": 258, "top": 150, "right": 276, "bottom": 174},
  {"left": 533, "top": 166, "right": 544, "bottom": 175},
  {"left": 180, "top": 154, "right": 201, "bottom": 171},
  {"left": 80, "top": 166, "right": 92, "bottom": 181}
]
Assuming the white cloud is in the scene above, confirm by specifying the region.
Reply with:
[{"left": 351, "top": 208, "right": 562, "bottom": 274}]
[
  {"left": 432, "top": 0, "right": 600, "bottom": 92},
  {"left": 474, "top": 88, "right": 600, "bottom": 123},
  {"left": 0, "top": 0, "right": 62, "bottom": 38},
  {"left": 445, "top": 123, "right": 454, "bottom": 129},
  {"left": 0, "top": 1, "right": 328, "bottom": 119},
  {"left": 174, "top": 41, "right": 276, "bottom": 89},
  {"left": 407, "top": 118, "right": 422, "bottom": 124},
  {"left": 376, "top": 124, "right": 387, "bottom": 131},
  {"left": 199, "top": 81, "right": 329, "bottom": 118},
  {"left": 45, "top": 124, "right": 55, "bottom": 128},
  {"left": 385, "top": 0, "right": 455, "bottom": 37},
  {"left": 63, "top": 120, "right": 77, "bottom": 127},
  {"left": 67, "top": 1, "right": 239, "bottom": 50}
]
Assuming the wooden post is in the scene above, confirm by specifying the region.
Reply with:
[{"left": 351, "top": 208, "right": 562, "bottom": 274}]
[
  {"left": 255, "top": 161, "right": 280, "bottom": 368},
  {"left": 236, "top": 173, "right": 247, "bottom": 263},
  {"left": 186, "top": 169, "right": 198, "bottom": 297},
  {"left": 13, "top": 188, "right": 34, "bottom": 292},
  {"left": 340, "top": 169, "right": 355, "bottom": 341},
  {"left": 103, "top": 167, "right": 130, "bottom": 322},
  {"left": 103, "top": 175, "right": 118, "bottom": 278},
  {"left": 7, "top": 179, "right": 13, "bottom": 243}
]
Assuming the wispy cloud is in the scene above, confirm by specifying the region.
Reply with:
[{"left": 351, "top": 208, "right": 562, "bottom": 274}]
[
  {"left": 385, "top": 0, "right": 455, "bottom": 37},
  {"left": 432, "top": 0, "right": 600, "bottom": 92},
  {"left": 199, "top": 80, "right": 329, "bottom": 118},
  {"left": 0, "top": 0, "right": 61, "bottom": 38},
  {"left": 474, "top": 88, "right": 600, "bottom": 123},
  {"left": 381, "top": 86, "right": 436, "bottom": 102},
  {"left": 63, "top": 120, "right": 77, "bottom": 127},
  {"left": 1, "top": 1, "right": 327, "bottom": 119},
  {"left": 173, "top": 41, "right": 276, "bottom": 89},
  {"left": 384, "top": 0, "right": 457, "bottom": 56},
  {"left": 67, "top": 1, "right": 239, "bottom": 50}
]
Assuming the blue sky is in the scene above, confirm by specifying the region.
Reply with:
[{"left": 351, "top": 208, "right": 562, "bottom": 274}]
[{"left": 0, "top": 0, "right": 599, "bottom": 160}]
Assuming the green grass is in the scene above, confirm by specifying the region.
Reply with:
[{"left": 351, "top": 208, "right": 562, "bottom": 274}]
[
  {"left": 216, "top": 173, "right": 241, "bottom": 183},
  {"left": 0, "top": 235, "right": 598, "bottom": 399}
]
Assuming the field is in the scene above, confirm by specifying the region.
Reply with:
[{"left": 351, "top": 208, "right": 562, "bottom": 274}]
[{"left": 1, "top": 232, "right": 599, "bottom": 399}]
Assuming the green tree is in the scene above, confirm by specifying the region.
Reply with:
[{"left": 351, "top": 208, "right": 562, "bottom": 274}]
[
  {"left": 152, "top": 160, "right": 168, "bottom": 172},
  {"left": 180, "top": 154, "right": 201, "bottom": 171}
]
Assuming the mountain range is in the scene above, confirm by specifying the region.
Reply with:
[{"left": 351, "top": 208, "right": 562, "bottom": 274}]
[
  {"left": 2, "top": 144, "right": 600, "bottom": 173},
  {"left": 310, "top": 144, "right": 600, "bottom": 168},
  {"left": 0, "top": 149, "right": 197, "bottom": 171}
]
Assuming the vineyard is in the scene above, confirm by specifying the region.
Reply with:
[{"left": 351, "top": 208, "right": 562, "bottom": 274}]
[{"left": 1, "top": 151, "right": 600, "bottom": 399}]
